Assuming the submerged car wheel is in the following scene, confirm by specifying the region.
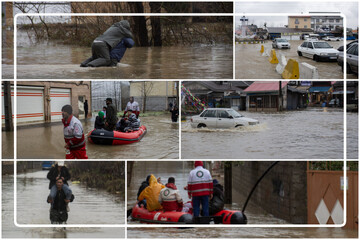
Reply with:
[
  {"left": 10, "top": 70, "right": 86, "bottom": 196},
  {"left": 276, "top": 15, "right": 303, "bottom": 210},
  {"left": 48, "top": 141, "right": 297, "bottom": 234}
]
[
  {"left": 346, "top": 63, "right": 353, "bottom": 74},
  {"left": 197, "top": 123, "right": 207, "bottom": 128},
  {"left": 297, "top": 51, "right": 302, "bottom": 56},
  {"left": 313, "top": 55, "right": 319, "bottom": 62},
  {"left": 235, "top": 124, "right": 244, "bottom": 128}
]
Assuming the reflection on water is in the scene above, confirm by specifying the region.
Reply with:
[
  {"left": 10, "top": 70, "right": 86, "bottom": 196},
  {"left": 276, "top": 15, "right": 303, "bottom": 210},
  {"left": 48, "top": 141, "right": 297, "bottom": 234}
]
[
  {"left": 3, "top": 31, "right": 233, "bottom": 79},
  {"left": 2, "top": 171, "right": 124, "bottom": 238},
  {"left": 127, "top": 161, "right": 358, "bottom": 238},
  {"left": 182, "top": 108, "right": 349, "bottom": 159},
  {"left": 16, "top": 114, "right": 178, "bottom": 159}
]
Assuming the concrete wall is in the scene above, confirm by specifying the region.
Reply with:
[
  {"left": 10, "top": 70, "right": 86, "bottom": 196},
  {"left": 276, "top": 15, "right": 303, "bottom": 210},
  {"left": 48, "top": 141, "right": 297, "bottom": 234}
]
[
  {"left": 130, "top": 81, "right": 178, "bottom": 98},
  {"left": 232, "top": 161, "right": 307, "bottom": 223},
  {"left": 134, "top": 96, "right": 176, "bottom": 111}
]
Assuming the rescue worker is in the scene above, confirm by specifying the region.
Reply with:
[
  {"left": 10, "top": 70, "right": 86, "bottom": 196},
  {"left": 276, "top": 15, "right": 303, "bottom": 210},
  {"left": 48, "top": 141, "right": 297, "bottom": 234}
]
[
  {"left": 187, "top": 161, "right": 213, "bottom": 217},
  {"left": 47, "top": 161, "right": 72, "bottom": 210},
  {"left": 80, "top": 20, "right": 133, "bottom": 67},
  {"left": 159, "top": 177, "right": 183, "bottom": 212},
  {"left": 138, "top": 174, "right": 165, "bottom": 211},
  {"left": 62, "top": 105, "right": 88, "bottom": 159},
  {"left": 123, "top": 96, "right": 140, "bottom": 118},
  {"left": 209, "top": 179, "right": 225, "bottom": 215},
  {"left": 104, "top": 98, "right": 118, "bottom": 131}
]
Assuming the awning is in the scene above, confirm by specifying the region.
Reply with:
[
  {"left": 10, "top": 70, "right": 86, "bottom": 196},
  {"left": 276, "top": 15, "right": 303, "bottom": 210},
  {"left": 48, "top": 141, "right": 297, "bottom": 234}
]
[{"left": 309, "top": 86, "right": 331, "bottom": 93}]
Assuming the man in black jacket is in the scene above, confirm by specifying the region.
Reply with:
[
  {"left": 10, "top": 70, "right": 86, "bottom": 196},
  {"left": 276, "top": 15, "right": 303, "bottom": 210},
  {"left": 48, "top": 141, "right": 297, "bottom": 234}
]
[
  {"left": 47, "top": 161, "right": 72, "bottom": 208},
  {"left": 104, "top": 98, "right": 118, "bottom": 131},
  {"left": 49, "top": 178, "right": 74, "bottom": 224},
  {"left": 80, "top": 20, "right": 133, "bottom": 67},
  {"left": 209, "top": 179, "right": 225, "bottom": 215}
]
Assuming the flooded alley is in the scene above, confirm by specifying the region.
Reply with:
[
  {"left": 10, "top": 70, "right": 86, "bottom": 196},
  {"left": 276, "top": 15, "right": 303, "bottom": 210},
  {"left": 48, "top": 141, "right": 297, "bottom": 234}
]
[
  {"left": 127, "top": 161, "right": 358, "bottom": 238},
  {"left": 2, "top": 170, "right": 125, "bottom": 238},
  {"left": 15, "top": 114, "right": 178, "bottom": 159},
  {"left": 3, "top": 31, "right": 233, "bottom": 79},
  {"left": 235, "top": 40, "right": 357, "bottom": 79},
  {"left": 182, "top": 108, "right": 350, "bottom": 159}
]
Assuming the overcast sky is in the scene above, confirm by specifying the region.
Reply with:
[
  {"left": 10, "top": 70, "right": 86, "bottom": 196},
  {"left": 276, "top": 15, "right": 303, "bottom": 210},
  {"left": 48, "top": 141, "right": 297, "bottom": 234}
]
[{"left": 235, "top": 1, "right": 358, "bottom": 29}]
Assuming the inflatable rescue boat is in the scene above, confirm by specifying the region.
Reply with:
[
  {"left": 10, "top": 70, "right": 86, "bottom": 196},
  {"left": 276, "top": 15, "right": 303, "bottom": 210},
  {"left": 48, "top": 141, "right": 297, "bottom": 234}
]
[
  {"left": 131, "top": 204, "right": 247, "bottom": 224},
  {"left": 88, "top": 126, "right": 147, "bottom": 145}
]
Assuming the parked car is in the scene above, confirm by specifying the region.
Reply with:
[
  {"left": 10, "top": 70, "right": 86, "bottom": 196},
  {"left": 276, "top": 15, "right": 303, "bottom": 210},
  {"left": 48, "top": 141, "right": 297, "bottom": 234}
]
[
  {"left": 337, "top": 40, "right": 358, "bottom": 51},
  {"left": 337, "top": 43, "right": 358, "bottom": 74},
  {"left": 190, "top": 108, "right": 259, "bottom": 128},
  {"left": 272, "top": 38, "right": 291, "bottom": 49},
  {"left": 297, "top": 40, "right": 339, "bottom": 61},
  {"left": 328, "top": 99, "right": 340, "bottom": 107},
  {"left": 323, "top": 36, "right": 340, "bottom": 41}
]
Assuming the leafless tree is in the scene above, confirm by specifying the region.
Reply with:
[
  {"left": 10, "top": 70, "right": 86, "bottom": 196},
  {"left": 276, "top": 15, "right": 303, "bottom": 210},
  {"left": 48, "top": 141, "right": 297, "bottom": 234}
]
[{"left": 137, "top": 81, "right": 154, "bottom": 113}]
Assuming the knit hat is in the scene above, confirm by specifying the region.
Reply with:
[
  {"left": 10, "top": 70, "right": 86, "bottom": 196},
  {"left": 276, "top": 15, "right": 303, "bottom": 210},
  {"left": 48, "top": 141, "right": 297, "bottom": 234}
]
[
  {"left": 98, "top": 111, "right": 104, "bottom": 119},
  {"left": 195, "top": 161, "right": 203, "bottom": 167}
]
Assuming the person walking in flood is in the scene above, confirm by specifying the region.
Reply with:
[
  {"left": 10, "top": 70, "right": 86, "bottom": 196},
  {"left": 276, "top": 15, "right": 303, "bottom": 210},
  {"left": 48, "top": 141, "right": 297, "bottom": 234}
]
[
  {"left": 62, "top": 105, "right": 88, "bottom": 159},
  {"left": 170, "top": 104, "right": 179, "bottom": 122},
  {"left": 123, "top": 96, "right": 140, "bottom": 118},
  {"left": 104, "top": 98, "right": 118, "bottom": 131},
  {"left": 47, "top": 161, "right": 72, "bottom": 211},
  {"left": 80, "top": 20, "right": 134, "bottom": 67},
  {"left": 84, "top": 100, "right": 89, "bottom": 119},
  {"left": 49, "top": 178, "right": 74, "bottom": 224},
  {"left": 187, "top": 161, "right": 213, "bottom": 217}
]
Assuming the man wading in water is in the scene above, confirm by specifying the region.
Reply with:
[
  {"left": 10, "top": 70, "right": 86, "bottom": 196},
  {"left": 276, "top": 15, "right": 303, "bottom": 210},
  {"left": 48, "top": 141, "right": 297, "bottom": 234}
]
[{"left": 80, "top": 20, "right": 134, "bottom": 67}]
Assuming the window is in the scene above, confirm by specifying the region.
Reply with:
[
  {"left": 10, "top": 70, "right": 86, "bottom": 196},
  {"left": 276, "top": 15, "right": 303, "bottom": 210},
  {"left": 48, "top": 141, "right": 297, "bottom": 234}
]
[
  {"left": 307, "top": 42, "right": 314, "bottom": 49},
  {"left": 295, "top": 26, "right": 298, "bottom": 28},
  {"left": 304, "top": 25, "right": 308, "bottom": 28},
  {"left": 347, "top": 44, "right": 358, "bottom": 56},
  {"left": 217, "top": 110, "right": 229, "bottom": 118},
  {"left": 322, "top": 19, "right": 326, "bottom": 23},
  {"left": 295, "top": 19, "right": 299, "bottom": 24},
  {"left": 304, "top": 18, "right": 307, "bottom": 22},
  {"left": 316, "top": 19, "right": 320, "bottom": 23},
  {"left": 301, "top": 42, "right": 308, "bottom": 47},
  {"left": 201, "top": 110, "right": 217, "bottom": 118},
  {"left": 336, "top": 19, "right": 340, "bottom": 23},
  {"left": 329, "top": 19, "right": 334, "bottom": 23}
]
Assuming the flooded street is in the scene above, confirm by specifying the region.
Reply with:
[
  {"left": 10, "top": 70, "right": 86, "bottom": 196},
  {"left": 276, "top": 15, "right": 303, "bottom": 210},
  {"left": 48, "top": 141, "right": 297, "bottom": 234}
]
[
  {"left": 2, "top": 170, "right": 125, "bottom": 238},
  {"left": 127, "top": 162, "right": 357, "bottom": 238},
  {"left": 235, "top": 40, "right": 357, "bottom": 79},
  {"left": 15, "top": 114, "right": 178, "bottom": 159},
  {"left": 3, "top": 31, "right": 232, "bottom": 79},
  {"left": 182, "top": 108, "right": 350, "bottom": 159},
  {"left": 2, "top": 131, "right": 14, "bottom": 159}
]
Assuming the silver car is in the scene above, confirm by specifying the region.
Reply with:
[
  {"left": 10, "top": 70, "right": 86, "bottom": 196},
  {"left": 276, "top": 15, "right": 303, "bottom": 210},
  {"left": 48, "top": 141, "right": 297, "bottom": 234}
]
[
  {"left": 190, "top": 108, "right": 259, "bottom": 128},
  {"left": 337, "top": 43, "right": 358, "bottom": 74},
  {"left": 272, "top": 38, "right": 291, "bottom": 49}
]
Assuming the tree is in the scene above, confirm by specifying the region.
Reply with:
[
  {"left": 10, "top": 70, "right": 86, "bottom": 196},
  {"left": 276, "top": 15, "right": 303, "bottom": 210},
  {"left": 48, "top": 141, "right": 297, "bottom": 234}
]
[
  {"left": 137, "top": 82, "right": 154, "bottom": 113},
  {"left": 127, "top": 2, "right": 149, "bottom": 46},
  {"left": 149, "top": 2, "right": 162, "bottom": 46}
]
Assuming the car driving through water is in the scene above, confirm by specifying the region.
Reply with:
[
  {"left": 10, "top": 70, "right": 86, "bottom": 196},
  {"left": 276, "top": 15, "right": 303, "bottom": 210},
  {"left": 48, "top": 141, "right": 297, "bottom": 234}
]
[{"left": 190, "top": 108, "right": 259, "bottom": 128}]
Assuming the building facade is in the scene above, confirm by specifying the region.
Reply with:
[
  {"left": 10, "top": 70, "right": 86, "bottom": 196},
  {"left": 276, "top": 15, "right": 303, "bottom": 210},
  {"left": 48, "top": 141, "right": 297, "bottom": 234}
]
[
  {"left": 310, "top": 15, "right": 343, "bottom": 32},
  {"left": 288, "top": 16, "right": 312, "bottom": 29},
  {"left": 2, "top": 81, "right": 91, "bottom": 124}
]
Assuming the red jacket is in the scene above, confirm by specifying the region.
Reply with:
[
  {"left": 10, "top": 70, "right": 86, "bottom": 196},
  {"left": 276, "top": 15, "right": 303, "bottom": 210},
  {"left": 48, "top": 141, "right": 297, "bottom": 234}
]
[
  {"left": 187, "top": 166, "right": 213, "bottom": 197},
  {"left": 62, "top": 115, "right": 85, "bottom": 150},
  {"left": 158, "top": 183, "right": 183, "bottom": 212}
]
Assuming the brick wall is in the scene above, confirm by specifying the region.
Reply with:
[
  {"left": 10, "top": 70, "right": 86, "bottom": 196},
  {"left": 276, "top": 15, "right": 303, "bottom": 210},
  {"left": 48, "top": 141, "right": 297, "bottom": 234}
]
[{"left": 232, "top": 161, "right": 307, "bottom": 223}]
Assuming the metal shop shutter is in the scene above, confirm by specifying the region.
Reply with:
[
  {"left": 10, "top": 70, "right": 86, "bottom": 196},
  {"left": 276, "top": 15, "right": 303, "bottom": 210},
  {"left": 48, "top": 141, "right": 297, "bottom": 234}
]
[
  {"left": 1, "top": 86, "right": 45, "bottom": 124},
  {"left": 50, "top": 88, "right": 71, "bottom": 121}
]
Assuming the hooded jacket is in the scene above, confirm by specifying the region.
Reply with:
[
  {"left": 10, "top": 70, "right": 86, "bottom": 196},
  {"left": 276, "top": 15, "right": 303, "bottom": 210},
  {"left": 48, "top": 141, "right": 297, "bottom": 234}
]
[
  {"left": 209, "top": 182, "right": 225, "bottom": 215},
  {"left": 95, "top": 20, "right": 133, "bottom": 49},
  {"left": 158, "top": 183, "right": 183, "bottom": 212},
  {"left": 138, "top": 175, "right": 165, "bottom": 211},
  {"left": 187, "top": 161, "right": 213, "bottom": 197}
]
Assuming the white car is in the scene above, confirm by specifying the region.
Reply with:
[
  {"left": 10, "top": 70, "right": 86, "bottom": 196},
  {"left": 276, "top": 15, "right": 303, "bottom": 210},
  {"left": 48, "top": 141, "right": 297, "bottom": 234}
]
[
  {"left": 272, "top": 38, "right": 291, "bottom": 49},
  {"left": 323, "top": 36, "right": 340, "bottom": 41},
  {"left": 190, "top": 108, "right": 259, "bottom": 128},
  {"left": 297, "top": 40, "right": 339, "bottom": 61}
]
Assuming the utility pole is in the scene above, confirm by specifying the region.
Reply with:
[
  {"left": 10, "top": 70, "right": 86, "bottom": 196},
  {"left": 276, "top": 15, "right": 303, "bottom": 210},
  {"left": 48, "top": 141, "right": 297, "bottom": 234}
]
[
  {"left": 224, "top": 162, "right": 232, "bottom": 204},
  {"left": 278, "top": 81, "right": 283, "bottom": 111},
  {"left": 3, "top": 81, "right": 13, "bottom": 131}
]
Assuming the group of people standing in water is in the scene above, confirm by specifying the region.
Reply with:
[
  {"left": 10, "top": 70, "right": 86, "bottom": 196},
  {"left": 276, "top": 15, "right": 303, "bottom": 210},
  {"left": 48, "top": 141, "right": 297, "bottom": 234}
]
[{"left": 136, "top": 161, "right": 225, "bottom": 217}]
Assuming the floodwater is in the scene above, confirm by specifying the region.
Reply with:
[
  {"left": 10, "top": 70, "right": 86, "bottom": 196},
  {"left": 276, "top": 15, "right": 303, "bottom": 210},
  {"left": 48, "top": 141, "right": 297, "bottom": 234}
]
[
  {"left": 126, "top": 161, "right": 357, "bottom": 238},
  {"left": 2, "top": 170, "right": 125, "bottom": 238},
  {"left": 2, "top": 31, "right": 233, "bottom": 79},
  {"left": 235, "top": 40, "right": 357, "bottom": 79},
  {"left": 2, "top": 131, "right": 14, "bottom": 159},
  {"left": 182, "top": 108, "right": 351, "bottom": 159},
  {"left": 15, "top": 114, "right": 179, "bottom": 159}
]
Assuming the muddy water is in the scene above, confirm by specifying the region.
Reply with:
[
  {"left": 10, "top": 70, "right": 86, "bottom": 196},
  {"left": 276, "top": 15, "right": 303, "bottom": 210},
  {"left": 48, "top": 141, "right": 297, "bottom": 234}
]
[
  {"left": 15, "top": 114, "right": 178, "bottom": 159},
  {"left": 2, "top": 131, "right": 14, "bottom": 159},
  {"left": 235, "top": 40, "right": 357, "bottom": 79},
  {"left": 2, "top": 171, "right": 124, "bottom": 238},
  {"left": 182, "top": 108, "right": 348, "bottom": 159},
  {"left": 3, "top": 31, "right": 233, "bottom": 79},
  {"left": 127, "top": 161, "right": 357, "bottom": 238}
]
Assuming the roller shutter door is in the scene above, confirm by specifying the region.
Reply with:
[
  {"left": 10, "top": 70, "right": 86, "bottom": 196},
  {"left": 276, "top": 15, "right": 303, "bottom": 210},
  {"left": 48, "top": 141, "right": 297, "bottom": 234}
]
[{"left": 50, "top": 88, "right": 71, "bottom": 121}]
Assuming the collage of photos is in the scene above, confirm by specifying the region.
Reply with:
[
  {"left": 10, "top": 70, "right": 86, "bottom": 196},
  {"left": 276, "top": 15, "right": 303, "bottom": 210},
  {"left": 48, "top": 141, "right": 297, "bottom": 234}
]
[{"left": 1, "top": 0, "right": 359, "bottom": 240}]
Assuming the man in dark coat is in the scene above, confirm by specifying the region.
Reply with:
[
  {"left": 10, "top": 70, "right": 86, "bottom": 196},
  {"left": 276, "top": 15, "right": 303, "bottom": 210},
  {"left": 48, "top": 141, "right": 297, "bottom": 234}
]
[
  {"left": 209, "top": 179, "right": 225, "bottom": 215},
  {"left": 80, "top": 20, "right": 133, "bottom": 67},
  {"left": 47, "top": 161, "right": 72, "bottom": 206},
  {"left": 84, "top": 100, "right": 89, "bottom": 119},
  {"left": 137, "top": 175, "right": 151, "bottom": 207},
  {"left": 104, "top": 98, "right": 118, "bottom": 131},
  {"left": 170, "top": 104, "right": 179, "bottom": 122}
]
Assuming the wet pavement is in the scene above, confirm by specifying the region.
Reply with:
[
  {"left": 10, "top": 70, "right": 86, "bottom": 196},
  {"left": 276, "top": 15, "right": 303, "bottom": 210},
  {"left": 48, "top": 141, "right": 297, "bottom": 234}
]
[
  {"left": 126, "top": 161, "right": 358, "bottom": 238},
  {"left": 2, "top": 170, "right": 125, "bottom": 238},
  {"left": 3, "top": 31, "right": 233, "bottom": 79},
  {"left": 14, "top": 114, "right": 179, "bottom": 159},
  {"left": 181, "top": 108, "right": 353, "bottom": 159},
  {"left": 235, "top": 40, "right": 358, "bottom": 79}
]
